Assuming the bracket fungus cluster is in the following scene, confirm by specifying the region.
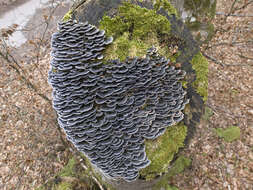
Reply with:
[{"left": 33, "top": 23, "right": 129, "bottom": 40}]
[{"left": 49, "top": 20, "right": 189, "bottom": 182}]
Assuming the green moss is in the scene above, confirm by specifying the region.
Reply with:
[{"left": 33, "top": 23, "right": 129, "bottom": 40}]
[
  {"left": 59, "top": 157, "right": 76, "bottom": 177},
  {"left": 80, "top": 154, "right": 116, "bottom": 190},
  {"left": 140, "top": 124, "right": 187, "bottom": 180},
  {"left": 203, "top": 106, "right": 213, "bottom": 121},
  {"left": 153, "top": 0, "right": 178, "bottom": 17},
  {"left": 62, "top": 10, "right": 73, "bottom": 22},
  {"left": 167, "top": 185, "right": 179, "bottom": 190},
  {"left": 99, "top": 2, "right": 172, "bottom": 61},
  {"left": 215, "top": 126, "right": 241, "bottom": 142},
  {"left": 55, "top": 182, "right": 73, "bottom": 190},
  {"left": 188, "top": 21, "right": 215, "bottom": 44},
  {"left": 187, "top": 21, "right": 202, "bottom": 31},
  {"left": 184, "top": 0, "right": 216, "bottom": 19},
  {"left": 181, "top": 80, "right": 188, "bottom": 89},
  {"left": 206, "top": 22, "right": 215, "bottom": 43},
  {"left": 167, "top": 156, "right": 191, "bottom": 177},
  {"left": 100, "top": 2, "right": 171, "bottom": 39},
  {"left": 35, "top": 186, "right": 46, "bottom": 190},
  {"left": 37, "top": 155, "right": 115, "bottom": 190},
  {"left": 210, "top": 0, "right": 217, "bottom": 18},
  {"left": 153, "top": 156, "right": 191, "bottom": 190},
  {"left": 103, "top": 32, "right": 151, "bottom": 61},
  {"left": 170, "top": 51, "right": 181, "bottom": 63},
  {"left": 36, "top": 177, "right": 75, "bottom": 190},
  {"left": 190, "top": 52, "right": 208, "bottom": 102}
]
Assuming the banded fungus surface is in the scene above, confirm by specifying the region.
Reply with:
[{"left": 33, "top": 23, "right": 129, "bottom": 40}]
[{"left": 48, "top": 20, "right": 189, "bottom": 182}]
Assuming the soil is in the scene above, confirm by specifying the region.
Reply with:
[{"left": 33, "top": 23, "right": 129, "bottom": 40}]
[{"left": 0, "top": 0, "right": 252, "bottom": 190}]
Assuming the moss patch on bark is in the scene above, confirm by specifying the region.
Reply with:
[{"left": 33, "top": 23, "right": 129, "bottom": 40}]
[
  {"left": 140, "top": 124, "right": 187, "bottom": 180},
  {"left": 62, "top": 9, "right": 73, "bottom": 22},
  {"left": 153, "top": 0, "right": 178, "bottom": 16},
  {"left": 153, "top": 156, "right": 191, "bottom": 190},
  {"left": 36, "top": 156, "right": 114, "bottom": 190},
  {"left": 99, "top": 1, "right": 173, "bottom": 61},
  {"left": 190, "top": 52, "right": 208, "bottom": 102}
]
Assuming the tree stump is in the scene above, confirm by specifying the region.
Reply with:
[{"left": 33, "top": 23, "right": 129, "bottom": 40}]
[{"left": 44, "top": 1, "right": 209, "bottom": 190}]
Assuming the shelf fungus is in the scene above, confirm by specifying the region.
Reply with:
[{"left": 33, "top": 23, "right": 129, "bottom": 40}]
[{"left": 48, "top": 20, "right": 189, "bottom": 182}]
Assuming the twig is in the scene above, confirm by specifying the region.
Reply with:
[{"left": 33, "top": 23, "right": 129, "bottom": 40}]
[
  {"left": 234, "top": 0, "right": 253, "bottom": 11},
  {"left": 91, "top": 175, "right": 105, "bottom": 190},
  {"left": 224, "top": 63, "right": 252, "bottom": 67},
  {"left": 0, "top": 50, "right": 51, "bottom": 105},
  {"left": 206, "top": 104, "right": 218, "bottom": 116},
  {"left": 72, "top": 0, "right": 87, "bottom": 11},
  {"left": 216, "top": 12, "right": 253, "bottom": 17},
  {"left": 205, "top": 40, "right": 253, "bottom": 50},
  {"left": 68, "top": 145, "right": 106, "bottom": 190},
  {"left": 237, "top": 53, "right": 253, "bottom": 60},
  {"left": 215, "top": 40, "right": 253, "bottom": 46},
  {"left": 53, "top": 117, "right": 70, "bottom": 148},
  {"left": 1, "top": 40, "right": 25, "bottom": 71},
  {"left": 207, "top": 103, "right": 247, "bottom": 119},
  {"left": 79, "top": 161, "right": 105, "bottom": 190},
  {"left": 218, "top": 0, "right": 253, "bottom": 20},
  {"left": 202, "top": 52, "right": 252, "bottom": 67},
  {"left": 228, "top": 0, "right": 239, "bottom": 17},
  {"left": 221, "top": 0, "right": 238, "bottom": 22},
  {"left": 202, "top": 52, "right": 225, "bottom": 67},
  {"left": 34, "top": 0, "right": 60, "bottom": 82}
]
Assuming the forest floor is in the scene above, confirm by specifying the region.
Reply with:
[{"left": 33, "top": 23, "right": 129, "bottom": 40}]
[{"left": 0, "top": 0, "right": 252, "bottom": 190}]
